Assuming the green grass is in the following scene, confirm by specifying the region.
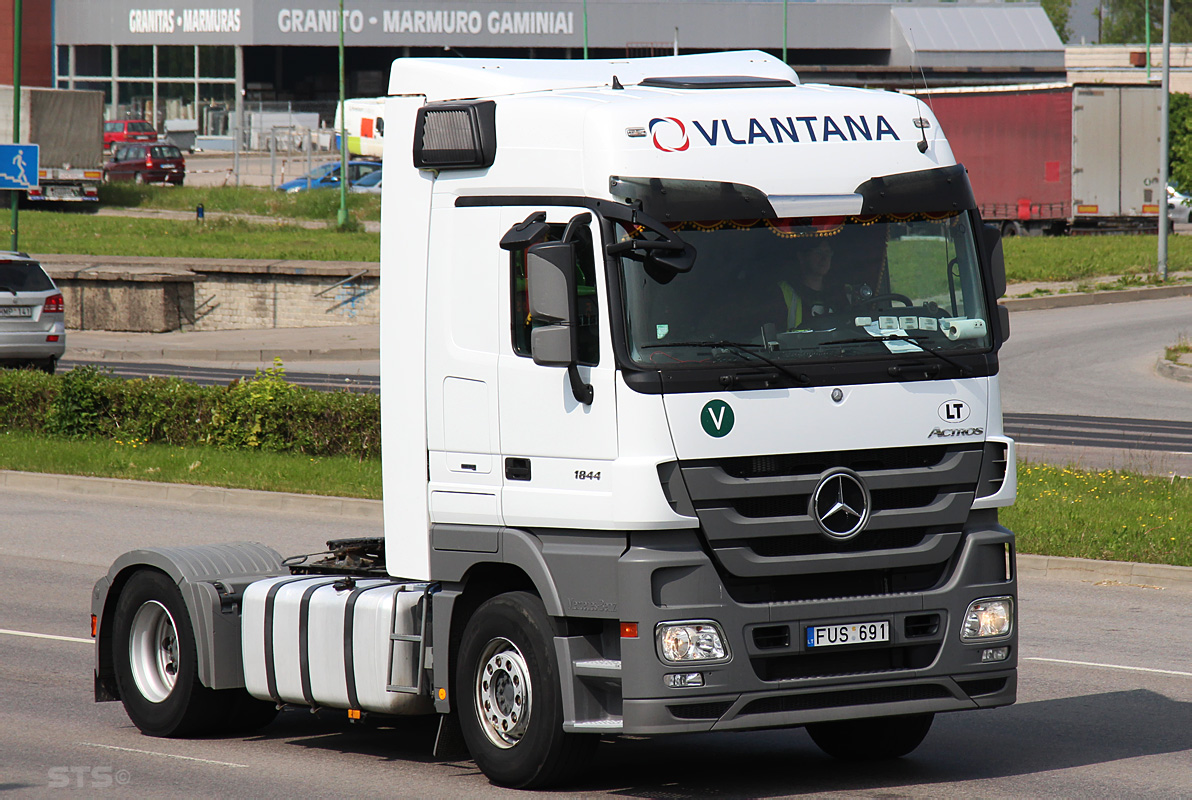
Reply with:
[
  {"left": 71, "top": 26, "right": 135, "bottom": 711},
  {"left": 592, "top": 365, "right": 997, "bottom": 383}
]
[
  {"left": 1003, "top": 235, "right": 1192, "bottom": 284},
  {"left": 18, "top": 211, "right": 379, "bottom": 262},
  {"left": 1166, "top": 334, "right": 1192, "bottom": 363},
  {"left": 1003, "top": 463, "right": 1192, "bottom": 567},
  {"left": 0, "top": 429, "right": 381, "bottom": 499},
  {"left": 98, "top": 183, "right": 382, "bottom": 222}
]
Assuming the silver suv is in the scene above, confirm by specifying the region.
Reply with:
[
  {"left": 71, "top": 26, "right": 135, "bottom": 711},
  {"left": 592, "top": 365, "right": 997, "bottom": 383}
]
[{"left": 0, "top": 252, "right": 66, "bottom": 373}]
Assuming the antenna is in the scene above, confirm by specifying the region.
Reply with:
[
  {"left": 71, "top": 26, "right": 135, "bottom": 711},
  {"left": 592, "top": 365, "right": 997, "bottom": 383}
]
[
  {"left": 906, "top": 27, "right": 932, "bottom": 154},
  {"left": 612, "top": 75, "right": 624, "bottom": 90}
]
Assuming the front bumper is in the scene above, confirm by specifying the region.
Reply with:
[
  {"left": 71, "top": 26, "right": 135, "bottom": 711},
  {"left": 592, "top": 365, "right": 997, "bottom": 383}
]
[{"left": 565, "top": 522, "right": 1017, "bottom": 735}]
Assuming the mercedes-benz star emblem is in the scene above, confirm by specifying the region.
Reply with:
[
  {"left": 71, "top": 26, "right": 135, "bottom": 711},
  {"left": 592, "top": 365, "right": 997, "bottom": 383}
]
[{"left": 809, "top": 468, "right": 871, "bottom": 540}]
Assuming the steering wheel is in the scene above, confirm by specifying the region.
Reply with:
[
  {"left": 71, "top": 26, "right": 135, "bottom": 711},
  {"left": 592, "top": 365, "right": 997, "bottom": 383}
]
[{"left": 853, "top": 293, "right": 914, "bottom": 311}]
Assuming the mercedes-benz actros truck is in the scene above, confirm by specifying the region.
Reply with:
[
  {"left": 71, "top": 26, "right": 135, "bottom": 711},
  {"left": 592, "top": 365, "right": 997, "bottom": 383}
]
[{"left": 91, "top": 51, "right": 1017, "bottom": 789}]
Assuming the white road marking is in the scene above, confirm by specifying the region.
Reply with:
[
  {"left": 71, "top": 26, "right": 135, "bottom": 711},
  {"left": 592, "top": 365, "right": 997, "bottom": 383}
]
[
  {"left": 78, "top": 743, "right": 248, "bottom": 768},
  {"left": 1026, "top": 656, "right": 1192, "bottom": 678},
  {"left": 0, "top": 627, "right": 94, "bottom": 644}
]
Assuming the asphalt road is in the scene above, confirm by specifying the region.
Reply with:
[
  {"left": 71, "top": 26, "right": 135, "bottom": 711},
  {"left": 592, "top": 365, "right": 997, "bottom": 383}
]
[
  {"left": 999, "top": 295, "right": 1192, "bottom": 423},
  {"left": 1, "top": 487, "right": 1189, "bottom": 798}
]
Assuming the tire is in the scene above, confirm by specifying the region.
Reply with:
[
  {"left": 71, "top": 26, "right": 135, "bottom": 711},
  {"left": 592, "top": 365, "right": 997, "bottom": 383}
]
[
  {"left": 456, "top": 592, "right": 597, "bottom": 788},
  {"left": 112, "top": 570, "right": 230, "bottom": 737},
  {"left": 807, "top": 712, "right": 934, "bottom": 761},
  {"left": 37, "top": 358, "right": 56, "bottom": 375}
]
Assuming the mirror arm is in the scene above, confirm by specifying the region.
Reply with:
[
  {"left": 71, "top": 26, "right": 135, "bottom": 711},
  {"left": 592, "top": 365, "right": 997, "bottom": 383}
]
[{"left": 567, "top": 364, "right": 594, "bottom": 405}]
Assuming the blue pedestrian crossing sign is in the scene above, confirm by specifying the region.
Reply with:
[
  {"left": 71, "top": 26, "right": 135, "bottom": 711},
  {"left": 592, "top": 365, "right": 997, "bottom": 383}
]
[{"left": 0, "top": 144, "right": 39, "bottom": 190}]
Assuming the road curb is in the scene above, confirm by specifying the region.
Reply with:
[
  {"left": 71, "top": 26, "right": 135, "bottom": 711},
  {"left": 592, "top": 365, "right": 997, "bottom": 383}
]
[
  {"left": 66, "top": 346, "right": 381, "bottom": 363},
  {"left": 1016, "top": 553, "right": 1192, "bottom": 593},
  {"left": 4, "top": 468, "right": 1187, "bottom": 589},
  {"left": 1156, "top": 356, "right": 1192, "bottom": 383},
  {"left": 0, "top": 469, "right": 382, "bottom": 521},
  {"left": 1002, "top": 282, "right": 1192, "bottom": 311}
]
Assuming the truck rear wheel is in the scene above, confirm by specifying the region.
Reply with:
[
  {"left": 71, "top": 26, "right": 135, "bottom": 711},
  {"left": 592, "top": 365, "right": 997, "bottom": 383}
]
[
  {"left": 113, "top": 570, "right": 228, "bottom": 737},
  {"left": 806, "top": 712, "right": 934, "bottom": 760},
  {"left": 456, "top": 591, "right": 597, "bottom": 788}
]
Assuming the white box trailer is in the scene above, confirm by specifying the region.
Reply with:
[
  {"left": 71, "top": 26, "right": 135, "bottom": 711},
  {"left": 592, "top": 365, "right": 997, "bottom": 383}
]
[
  {"left": 92, "top": 52, "right": 1018, "bottom": 789},
  {"left": 0, "top": 86, "right": 104, "bottom": 202}
]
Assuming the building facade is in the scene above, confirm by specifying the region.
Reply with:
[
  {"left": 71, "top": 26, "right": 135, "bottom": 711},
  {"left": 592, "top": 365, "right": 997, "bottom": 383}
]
[{"left": 46, "top": 0, "right": 1064, "bottom": 133}]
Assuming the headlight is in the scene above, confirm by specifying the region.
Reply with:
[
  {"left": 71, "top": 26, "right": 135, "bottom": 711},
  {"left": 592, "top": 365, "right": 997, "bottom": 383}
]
[
  {"left": 655, "top": 621, "right": 730, "bottom": 664},
  {"left": 962, "top": 597, "right": 1013, "bottom": 640}
]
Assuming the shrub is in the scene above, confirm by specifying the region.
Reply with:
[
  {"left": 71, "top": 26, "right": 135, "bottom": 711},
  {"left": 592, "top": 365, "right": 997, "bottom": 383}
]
[{"left": 0, "top": 362, "right": 380, "bottom": 460}]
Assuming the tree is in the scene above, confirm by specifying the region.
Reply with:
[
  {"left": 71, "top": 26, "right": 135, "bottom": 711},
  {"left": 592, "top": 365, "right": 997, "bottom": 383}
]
[
  {"left": 1169, "top": 92, "right": 1192, "bottom": 190},
  {"left": 1042, "top": 0, "right": 1072, "bottom": 43},
  {"left": 1099, "top": 0, "right": 1192, "bottom": 44}
]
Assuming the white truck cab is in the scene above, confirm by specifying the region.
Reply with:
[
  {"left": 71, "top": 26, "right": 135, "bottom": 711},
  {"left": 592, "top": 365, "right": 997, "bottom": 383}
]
[{"left": 93, "top": 52, "right": 1017, "bottom": 789}]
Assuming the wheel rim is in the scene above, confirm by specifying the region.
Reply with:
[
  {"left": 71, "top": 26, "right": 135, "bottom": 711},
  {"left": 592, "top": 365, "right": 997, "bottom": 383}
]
[
  {"left": 474, "top": 637, "right": 532, "bottom": 749},
  {"left": 128, "top": 600, "right": 180, "bottom": 703}
]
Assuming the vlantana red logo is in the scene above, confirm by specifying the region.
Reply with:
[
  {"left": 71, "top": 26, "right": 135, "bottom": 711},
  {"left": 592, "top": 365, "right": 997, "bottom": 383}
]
[{"left": 649, "top": 117, "right": 689, "bottom": 152}]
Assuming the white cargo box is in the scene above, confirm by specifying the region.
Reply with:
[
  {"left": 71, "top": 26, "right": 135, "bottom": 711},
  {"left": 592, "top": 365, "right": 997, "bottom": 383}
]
[{"left": 242, "top": 576, "right": 434, "bottom": 716}]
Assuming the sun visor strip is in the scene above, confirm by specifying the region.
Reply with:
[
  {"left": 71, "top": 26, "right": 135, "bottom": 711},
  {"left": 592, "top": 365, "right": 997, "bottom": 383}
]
[
  {"left": 609, "top": 176, "right": 776, "bottom": 222},
  {"left": 853, "top": 164, "right": 976, "bottom": 215},
  {"left": 768, "top": 194, "right": 863, "bottom": 217}
]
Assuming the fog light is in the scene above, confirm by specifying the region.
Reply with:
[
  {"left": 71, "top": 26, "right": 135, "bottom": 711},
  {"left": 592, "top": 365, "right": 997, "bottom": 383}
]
[
  {"left": 664, "top": 672, "right": 704, "bottom": 688},
  {"left": 962, "top": 597, "right": 1013, "bottom": 640},
  {"left": 656, "top": 621, "right": 730, "bottom": 665},
  {"left": 981, "top": 647, "right": 1010, "bottom": 663}
]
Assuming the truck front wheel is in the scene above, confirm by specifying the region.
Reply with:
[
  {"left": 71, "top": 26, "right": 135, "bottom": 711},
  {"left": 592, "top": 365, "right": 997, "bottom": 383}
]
[
  {"left": 456, "top": 591, "right": 597, "bottom": 788},
  {"left": 113, "top": 570, "right": 227, "bottom": 737},
  {"left": 806, "top": 712, "right": 934, "bottom": 760}
]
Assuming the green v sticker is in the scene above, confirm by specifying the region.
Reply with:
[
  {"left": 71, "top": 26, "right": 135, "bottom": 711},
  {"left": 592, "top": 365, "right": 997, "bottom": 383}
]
[{"left": 701, "top": 400, "right": 735, "bottom": 438}]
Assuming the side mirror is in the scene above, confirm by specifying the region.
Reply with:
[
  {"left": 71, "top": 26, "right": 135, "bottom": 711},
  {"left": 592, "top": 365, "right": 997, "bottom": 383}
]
[
  {"left": 525, "top": 225, "right": 595, "bottom": 405},
  {"left": 982, "top": 223, "right": 1006, "bottom": 299}
]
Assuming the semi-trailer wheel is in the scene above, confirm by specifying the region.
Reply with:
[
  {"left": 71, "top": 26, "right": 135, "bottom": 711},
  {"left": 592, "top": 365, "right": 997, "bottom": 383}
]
[
  {"left": 806, "top": 712, "right": 934, "bottom": 760},
  {"left": 456, "top": 591, "right": 597, "bottom": 788},
  {"left": 112, "top": 570, "right": 227, "bottom": 737}
]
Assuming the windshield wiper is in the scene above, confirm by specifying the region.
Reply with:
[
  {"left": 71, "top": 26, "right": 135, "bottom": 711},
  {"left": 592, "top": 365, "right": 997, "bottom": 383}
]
[
  {"left": 642, "top": 340, "right": 809, "bottom": 385},
  {"left": 823, "top": 334, "right": 972, "bottom": 377},
  {"left": 0, "top": 285, "right": 17, "bottom": 296}
]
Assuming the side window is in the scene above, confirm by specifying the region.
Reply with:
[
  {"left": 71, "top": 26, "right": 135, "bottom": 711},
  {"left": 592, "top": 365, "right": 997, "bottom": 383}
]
[{"left": 509, "top": 222, "right": 599, "bottom": 365}]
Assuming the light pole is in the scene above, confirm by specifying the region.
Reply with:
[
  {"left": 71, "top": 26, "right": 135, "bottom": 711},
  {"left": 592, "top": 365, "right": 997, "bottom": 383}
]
[
  {"left": 583, "top": 0, "right": 589, "bottom": 59},
  {"left": 782, "top": 0, "right": 789, "bottom": 64},
  {"left": 11, "top": 0, "right": 22, "bottom": 251},
  {"left": 337, "top": 0, "right": 348, "bottom": 228},
  {"left": 1159, "top": 0, "right": 1171, "bottom": 279}
]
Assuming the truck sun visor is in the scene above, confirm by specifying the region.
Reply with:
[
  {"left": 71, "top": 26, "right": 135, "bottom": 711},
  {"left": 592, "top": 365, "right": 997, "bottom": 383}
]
[
  {"left": 854, "top": 164, "right": 976, "bottom": 215},
  {"left": 639, "top": 75, "right": 797, "bottom": 90},
  {"left": 413, "top": 100, "right": 497, "bottom": 170},
  {"left": 609, "top": 175, "right": 776, "bottom": 221}
]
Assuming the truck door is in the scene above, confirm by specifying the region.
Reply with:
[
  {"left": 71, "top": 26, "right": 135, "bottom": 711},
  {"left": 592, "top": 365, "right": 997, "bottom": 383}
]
[{"left": 497, "top": 206, "right": 618, "bottom": 528}]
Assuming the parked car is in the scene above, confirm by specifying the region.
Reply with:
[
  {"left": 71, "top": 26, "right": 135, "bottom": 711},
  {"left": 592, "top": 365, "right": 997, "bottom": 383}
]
[
  {"left": 1169, "top": 185, "right": 1192, "bottom": 224},
  {"left": 276, "top": 160, "right": 381, "bottom": 192},
  {"left": 103, "top": 143, "right": 186, "bottom": 185},
  {"left": 349, "top": 168, "right": 382, "bottom": 194},
  {"left": 0, "top": 252, "right": 66, "bottom": 374},
  {"left": 103, "top": 119, "right": 158, "bottom": 152}
]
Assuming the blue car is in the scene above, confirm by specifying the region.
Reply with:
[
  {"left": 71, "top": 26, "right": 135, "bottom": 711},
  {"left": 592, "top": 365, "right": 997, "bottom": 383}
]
[{"left": 276, "top": 160, "right": 382, "bottom": 193}]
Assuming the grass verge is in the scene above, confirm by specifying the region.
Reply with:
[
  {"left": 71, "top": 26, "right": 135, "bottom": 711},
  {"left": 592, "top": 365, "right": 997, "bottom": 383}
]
[
  {"left": 98, "top": 183, "right": 382, "bottom": 222},
  {"left": 1003, "top": 463, "right": 1191, "bottom": 567},
  {"left": 19, "top": 211, "right": 379, "bottom": 262},
  {"left": 0, "top": 429, "right": 381, "bottom": 499},
  {"left": 1003, "top": 235, "right": 1192, "bottom": 285},
  {"left": 1166, "top": 335, "right": 1191, "bottom": 363}
]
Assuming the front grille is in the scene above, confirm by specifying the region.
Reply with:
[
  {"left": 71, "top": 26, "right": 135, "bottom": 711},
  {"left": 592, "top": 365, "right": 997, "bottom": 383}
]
[
  {"left": 958, "top": 677, "right": 1008, "bottom": 697},
  {"left": 668, "top": 701, "right": 734, "bottom": 720},
  {"left": 751, "top": 643, "right": 940, "bottom": 682},
  {"left": 722, "top": 445, "right": 952, "bottom": 479},
  {"left": 673, "top": 443, "right": 983, "bottom": 584},
  {"left": 722, "top": 561, "right": 948, "bottom": 604},
  {"left": 738, "top": 684, "right": 951, "bottom": 716}
]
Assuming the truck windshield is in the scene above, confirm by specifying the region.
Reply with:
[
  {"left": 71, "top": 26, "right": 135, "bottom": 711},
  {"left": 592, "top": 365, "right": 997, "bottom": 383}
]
[{"left": 616, "top": 212, "right": 990, "bottom": 368}]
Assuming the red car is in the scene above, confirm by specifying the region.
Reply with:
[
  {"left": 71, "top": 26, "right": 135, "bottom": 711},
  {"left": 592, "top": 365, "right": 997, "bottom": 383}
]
[
  {"left": 103, "top": 119, "right": 158, "bottom": 152},
  {"left": 103, "top": 143, "right": 186, "bottom": 185}
]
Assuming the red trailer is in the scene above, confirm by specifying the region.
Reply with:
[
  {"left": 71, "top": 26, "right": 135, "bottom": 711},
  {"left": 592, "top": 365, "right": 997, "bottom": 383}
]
[{"left": 913, "top": 83, "right": 1162, "bottom": 235}]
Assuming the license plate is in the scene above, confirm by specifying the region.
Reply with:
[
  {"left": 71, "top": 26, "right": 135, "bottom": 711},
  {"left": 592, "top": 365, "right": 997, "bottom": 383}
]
[
  {"left": 48, "top": 185, "right": 81, "bottom": 198},
  {"left": 806, "top": 620, "right": 890, "bottom": 648},
  {"left": 0, "top": 306, "right": 32, "bottom": 317}
]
